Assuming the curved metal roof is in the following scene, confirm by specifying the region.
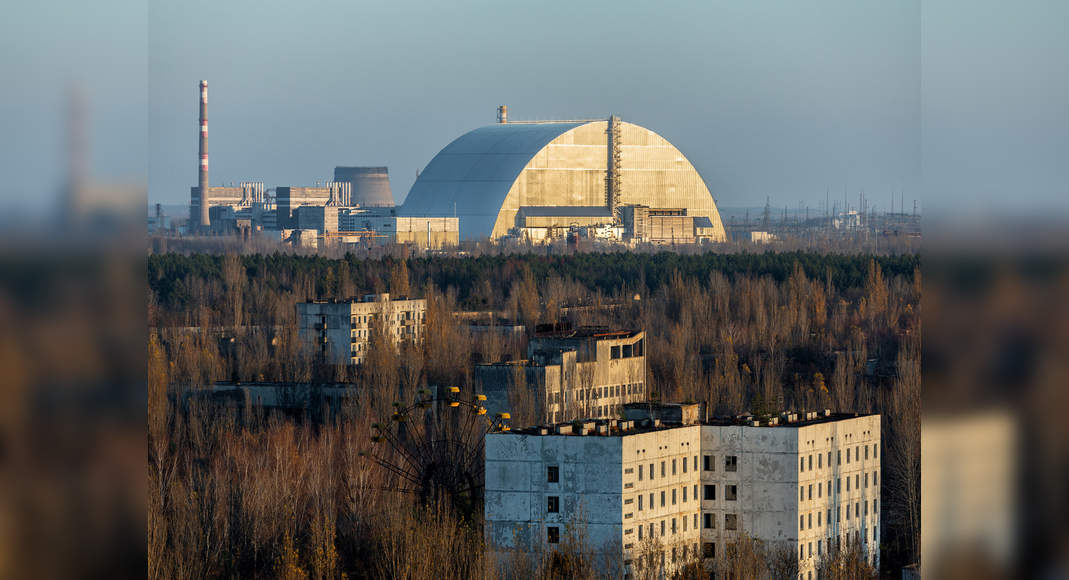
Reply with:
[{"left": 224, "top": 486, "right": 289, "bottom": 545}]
[{"left": 400, "top": 122, "right": 584, "bottom": 239}]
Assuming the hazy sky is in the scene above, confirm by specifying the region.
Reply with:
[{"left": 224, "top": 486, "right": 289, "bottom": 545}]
[
  {"left": 2, "top": 1, "right": 1065, "bottom": 215},
  {"left": 148, "top": 0, "right": 921, "bottom": 212}
]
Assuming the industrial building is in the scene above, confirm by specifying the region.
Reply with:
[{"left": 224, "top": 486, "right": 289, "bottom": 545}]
[
  {"left": 401, "top": 108, "right": 727, "bottom": 244},
  {"left": 276, "top": 182, "right": 352, "bottom": 229},
  {"left": 333, "top": 166, "right": 394, "bottom": 207},
  {"left": 484, "top": 406, "right": 880, "bottom": 579},
  {"left": 297, "top": 294, "right": 426, "bottom": 365},
  {"left": 476, "top": 327, "right": 647, "bottom": 423}
]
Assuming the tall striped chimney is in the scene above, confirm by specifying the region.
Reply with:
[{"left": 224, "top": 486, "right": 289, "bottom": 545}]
[{"left": 198, "top": 80, "right": 210, "bottom": 229}]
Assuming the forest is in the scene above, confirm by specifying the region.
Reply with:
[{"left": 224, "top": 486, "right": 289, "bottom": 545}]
[{"left": 148, "top": 251, "right": 919, "bottom": 579}]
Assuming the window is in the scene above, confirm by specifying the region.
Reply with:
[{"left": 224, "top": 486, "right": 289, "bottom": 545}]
[
  {"left": 704, "top": 455, "right": 714, "bottom": 471},
  {"left": 818, "top": 482, "right": 822, "bottom": 498},
  {"left": 661, "top": 461, "right": 666, "bottom": 478},
  {"left": 672, "top": 459, "right": 677, "bottom": 475},
  {"left": 808, "top": 513, "right": 812, "bottom": 529},
  {"left": 638, "top": 526, "right": 643, "bottom": 540},
  {"left": 838, "top": 450, "right": 842, "bottom": 465},
  {"left": 800, "top": 515, "right": 805, "bottom": 530},
  {"left": 703, "top": 542, "right": 715, "bottom": 558},
  {"left": 818, "top": 539, "right": 823, "bottom": 556},
  {"left": 547, "top": 496, "right": 559, "bottom": 513},
  {"left": 661, "top": 520, "right": 665, "bottom": 536},
  {"left": 847, "top": 477, "right": 851, "bottom": 492},
  {"left": 818, "top": 454, "right": 823, "bottom": 469},
  {"left": 725, "top": 456, "right": 738, "bottom": 472},
  {"left": 683, "top": 515, "right": 687, "bottom": 532},
  {"left": 683, "top": 458, "right": 687, "bottom": 473},
  {"left": 650, "top": 463, "right": 654, "bottom": 480},
  {"left": 874, "top": 471, "right": 879, "bottom": 487},
  {"left": 856, "top": 502, "right": 860, "bottom": 518},
  {"left": 865, "top": 445, "right": 869, "bottom": 460},
  {"left": 694, "top": 513, "right": 698, "bottom": 530},
  {"left": 661, "top": 491, "right": 665, "bottom": 507},
  {"left": 694, "top": 455, "right": 698, "bottom": 471},
  {"left": 874, "top": 499, "right": 878, "bottom": 513},
  {"left": 856, "top": 474, "right": 860, "bottom": 489},
  {"left": 800, "top": 485, "right": 805, "bottom": 501},
  {"left": 704, "top": 513, "right": 714, "bottom": 529},
  {"left": 828, "top": 451, "right": 832, "bottom": 466},
  {"left": 808, "top": 455, "right": 813, "bottom": 470},
  {"left": 638, "top": 495, "right": 643, "bottom": 510},
  {"left": 672, "top": 489, "right": 677, "bottom": 505},
  {"left": 873, "top": 443, "right": 878, "bottom": 459},
  {"left": 837, "top": 478, "right": 841, "bottom": 493},
  {"left": 704, "top": 485, "right": 715, "bottom": 500},
  {"left": 547, "top": 526, "right": 559, "bottom": 543},
  {"left": 865, "top": 473, "right": 869, "bottom": 488},
  {"left": 611, "top": 345, "right": 621, "bottom": 359},
  {"left": 672, "top": 518, "right": 677, "bottom": 534},
  {"left": 818, "top": 512, "right": 822, "bottom": 527},
  {"left": 694, "top": 484, "right": 698, "bottom": 500},
  {"left": 727, "top": 485, "right": 738, "bottom": 501},
  {"left": 725, "top": 514, "right": 737, "bottom": 530},
  {"left": 638, "top": 465, "right": 643, "bottom": 481},
  {"left": 683, "top": 486, "right": 688, "bottom": 502},
  {"left": 650, "top": 493, "right": 654, "bottom": 509},
  {"left": 547, "top": 466, "right": 559, "bottom": 483},
  {"left": 847, "top": 448, "right": 851, "bottom": 463},
  {"left": 800, "top": 457, "right": 805, "bottom": 472}
]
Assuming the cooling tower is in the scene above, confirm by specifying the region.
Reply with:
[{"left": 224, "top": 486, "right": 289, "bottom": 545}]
[{"left": 332, "top": 166, "right": 394, "bottom": 207}]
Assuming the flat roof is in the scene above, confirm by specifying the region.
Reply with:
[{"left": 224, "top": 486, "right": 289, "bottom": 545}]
[
  {"left": 499, "top": 411, "right": 877, "bottom": 436},
  {"left": 532, "top": 325, "right": 642, "bottom": 339}
]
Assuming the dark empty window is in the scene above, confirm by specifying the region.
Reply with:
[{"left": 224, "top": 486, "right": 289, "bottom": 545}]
[
  {"left": 623, "top": 344, "right": 633, "bottom": 358},
  {"left": 703, "top": 542, "right": 715, "bottom": 558},
  {"left": 704, "top": 455, "right": 714, "bottom": 471},
  {"left": 547, "top": 466, "right": 559, "bottom": 483},
  {"left": 725, "top": 514, "right": 738, "bottom": 530},
  {"left": 704, "top": 484, "right": 715, "bottom": 500},
  {"left": 611, "top": 345, "right": 621, "bottom": 359},
  {"left": 547, "top": 496, "right": 559, "bottom": 513},
  {"left": 704, "top": 513, "right": 714, "bottom": 529},
  {"left": 547, "top": 526, "right": 559, "bottom": 543},
  {"left": 726, "top": 485, "right": 738, "bottom": 501},
  {"left": 634, "top": 339, "right": 644, "bottom": 357},
  {"left": 725, "top": 456, "right": 737, "bottom": 472}
]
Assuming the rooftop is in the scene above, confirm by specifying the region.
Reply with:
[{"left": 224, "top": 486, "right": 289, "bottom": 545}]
[
  {"left": 532, "top": 323, "right": 641, "bottom": 340},
  {"left": 499, "top": 407, "right": 875, "bottom": 436}
]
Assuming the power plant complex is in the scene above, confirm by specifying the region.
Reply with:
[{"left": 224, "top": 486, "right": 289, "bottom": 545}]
[{"left": 183, "top": 81, "right": 730, "bottom": 248}]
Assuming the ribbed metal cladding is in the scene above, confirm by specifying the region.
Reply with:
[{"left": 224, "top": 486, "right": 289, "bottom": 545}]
[
  {"left": 198, "top": 80, "right": 210, "bottom": 229},
  {"left": 333, "top": 166, "right": 394, "bottom": 207}
]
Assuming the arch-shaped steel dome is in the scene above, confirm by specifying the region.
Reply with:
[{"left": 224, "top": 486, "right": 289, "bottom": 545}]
[{"left": 401, "top": 120, "right": 726, "bottom": 241}]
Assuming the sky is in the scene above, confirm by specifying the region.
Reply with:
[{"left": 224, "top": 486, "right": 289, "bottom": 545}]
[{"left": 1, "top": 1, "right": 1066, "bottom": 216}]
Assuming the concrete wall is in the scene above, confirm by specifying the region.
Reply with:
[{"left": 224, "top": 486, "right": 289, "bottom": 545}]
[{"left": 485, "top": 433, "right": 624, "bottom": 559}]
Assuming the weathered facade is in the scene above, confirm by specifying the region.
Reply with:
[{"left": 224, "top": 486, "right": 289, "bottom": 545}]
[
  {"left": 475, "top": 328, "right": 647, "bottom": 424},
  {"left": 296, "top": 293, "right": 426, "bottom": 365},
  {"left": 484, "top": 408, "right": 881, "bottom": 579}
]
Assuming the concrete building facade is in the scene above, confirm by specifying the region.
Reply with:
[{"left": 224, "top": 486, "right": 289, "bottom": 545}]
[
  {"left": 476, "top": 328, "right": 647, "bottom": 424},
  {"left": 484, "top": 408, "right": 881, "bottom": 579},
  {"left": 297, "top": 293, "right": 426, "bottom": 365}
]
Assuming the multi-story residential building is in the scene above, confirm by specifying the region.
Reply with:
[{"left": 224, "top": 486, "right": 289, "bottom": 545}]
[
  {"left": 296, "top": 293, "right": 426, "bottom": 365},
  {"left": 484, "top": 404, "right": 881, "bottom": 579},
  {"left": 476, "top": 327, "right": 647, "bottom": 424}
]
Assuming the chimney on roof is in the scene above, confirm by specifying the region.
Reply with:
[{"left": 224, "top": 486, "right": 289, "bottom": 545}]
[{"left": 497, "top": 105, "right": 508, "bottom": 124}]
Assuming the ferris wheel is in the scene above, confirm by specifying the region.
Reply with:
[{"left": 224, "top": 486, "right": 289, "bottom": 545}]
[{"left": 361, "top": 385, "right": 511, "bottom": 518}]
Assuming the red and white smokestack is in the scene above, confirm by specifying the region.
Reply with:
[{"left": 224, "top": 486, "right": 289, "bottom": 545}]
[{"left": 198, "top": 80, "right": 210, "bottom": 229}]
